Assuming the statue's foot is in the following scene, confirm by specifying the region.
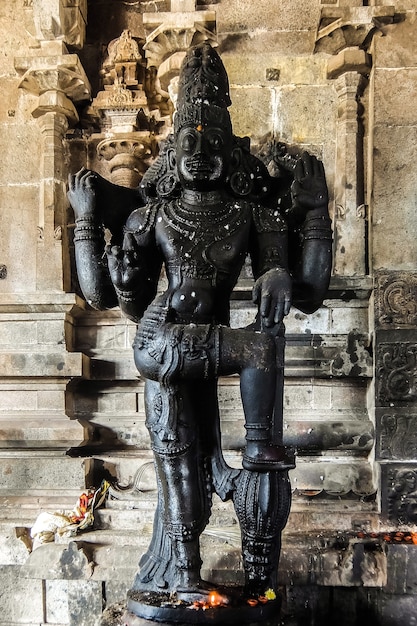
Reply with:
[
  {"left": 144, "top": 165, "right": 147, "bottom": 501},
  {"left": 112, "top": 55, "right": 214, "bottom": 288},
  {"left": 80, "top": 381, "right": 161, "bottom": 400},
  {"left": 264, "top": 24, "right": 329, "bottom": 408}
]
[{"left": 242, "top": 442, "right": 295, "bottom": 472}]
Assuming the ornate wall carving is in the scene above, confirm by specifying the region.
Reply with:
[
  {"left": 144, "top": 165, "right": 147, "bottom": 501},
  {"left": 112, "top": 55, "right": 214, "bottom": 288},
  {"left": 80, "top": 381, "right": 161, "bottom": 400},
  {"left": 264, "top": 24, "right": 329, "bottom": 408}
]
[
  {"left": 375, "top": 271, "right": 417, "bottom": 525},
  {"left": 375, "top": 272, "right": 417, "bottom": 329},
  {"left": 378, "top": 412, "right": 417, "bottom": 461},
  {"left": 376, "top": 342, "right": 417, "bottom": 406},
  {"left": 384, "top": 466, "right": 417, "bottom": 525}
]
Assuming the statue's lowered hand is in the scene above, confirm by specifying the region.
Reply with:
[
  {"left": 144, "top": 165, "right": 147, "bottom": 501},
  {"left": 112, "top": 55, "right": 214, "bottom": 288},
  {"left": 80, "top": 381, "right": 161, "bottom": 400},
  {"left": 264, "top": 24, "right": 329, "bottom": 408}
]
[
  {"left": 106, "top": 233, "right": 142, "bottom": 292},
  {"left": 253, "top": 267, "right": 292, "bottom": 328}
]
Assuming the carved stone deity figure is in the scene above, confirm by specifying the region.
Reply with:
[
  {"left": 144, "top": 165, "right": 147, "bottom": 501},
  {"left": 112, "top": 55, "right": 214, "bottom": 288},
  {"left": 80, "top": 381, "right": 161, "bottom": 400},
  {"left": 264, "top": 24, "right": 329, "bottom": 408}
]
[{"left": 68, "top": 42, "right": 332, "bottom": 623}]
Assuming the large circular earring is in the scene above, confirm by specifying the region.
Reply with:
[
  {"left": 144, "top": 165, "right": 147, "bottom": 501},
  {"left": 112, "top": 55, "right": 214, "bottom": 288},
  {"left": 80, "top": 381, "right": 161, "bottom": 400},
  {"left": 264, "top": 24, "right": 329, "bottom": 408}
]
[
  {"left": 229, "top": 147, "right": 253, "bottom": 197},
  {"left": 156, "top": 171, "right": 179, "bottom": 197}
]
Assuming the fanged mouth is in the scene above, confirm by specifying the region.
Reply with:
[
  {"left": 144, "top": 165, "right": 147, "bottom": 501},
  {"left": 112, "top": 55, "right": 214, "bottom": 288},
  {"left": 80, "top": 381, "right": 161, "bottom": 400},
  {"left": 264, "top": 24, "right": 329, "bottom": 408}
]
[{"left": 185, "top": 157, "right": 213, "bottom": 174}]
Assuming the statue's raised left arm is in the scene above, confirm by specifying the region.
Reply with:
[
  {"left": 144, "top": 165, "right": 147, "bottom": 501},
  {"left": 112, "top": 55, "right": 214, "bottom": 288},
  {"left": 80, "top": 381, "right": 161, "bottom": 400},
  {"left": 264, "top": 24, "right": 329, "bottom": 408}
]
[{"left": 68, "top": 168, "right": 154, "bottom": 314}]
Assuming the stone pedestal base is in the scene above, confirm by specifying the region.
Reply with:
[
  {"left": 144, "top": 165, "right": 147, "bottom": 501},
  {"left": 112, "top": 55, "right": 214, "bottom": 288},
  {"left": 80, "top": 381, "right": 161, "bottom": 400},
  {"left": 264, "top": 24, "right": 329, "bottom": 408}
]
[{"left": 124, "top": 588, "right": 281, "bottom": 625}]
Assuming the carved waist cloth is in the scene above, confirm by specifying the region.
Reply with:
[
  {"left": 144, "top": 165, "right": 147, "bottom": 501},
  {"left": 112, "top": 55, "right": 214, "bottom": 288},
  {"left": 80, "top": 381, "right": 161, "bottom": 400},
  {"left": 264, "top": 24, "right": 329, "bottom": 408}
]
[{"left": 134, "top": 300, "right": 221, "bottom": 441}]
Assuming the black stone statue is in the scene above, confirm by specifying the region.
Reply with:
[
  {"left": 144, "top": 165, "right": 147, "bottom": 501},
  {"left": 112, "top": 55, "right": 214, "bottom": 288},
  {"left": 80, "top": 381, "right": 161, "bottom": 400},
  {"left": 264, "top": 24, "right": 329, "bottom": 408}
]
[{"left": 68, "top": 43, "right": 332, "bottom": 623}]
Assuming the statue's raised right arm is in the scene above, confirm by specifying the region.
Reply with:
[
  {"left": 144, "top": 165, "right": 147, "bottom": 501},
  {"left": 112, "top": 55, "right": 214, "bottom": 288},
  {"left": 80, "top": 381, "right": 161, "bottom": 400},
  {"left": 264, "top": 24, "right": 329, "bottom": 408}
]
[{"left": 287, "top": 151, "right": 332, "bottom": 314}]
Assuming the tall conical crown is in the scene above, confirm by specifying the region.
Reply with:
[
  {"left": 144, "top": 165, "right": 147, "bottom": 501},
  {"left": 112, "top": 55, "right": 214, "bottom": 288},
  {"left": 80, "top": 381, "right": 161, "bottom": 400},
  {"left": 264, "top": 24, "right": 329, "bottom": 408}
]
[{"left": 174, "top": 42, "right": 232, "bottom": 134}]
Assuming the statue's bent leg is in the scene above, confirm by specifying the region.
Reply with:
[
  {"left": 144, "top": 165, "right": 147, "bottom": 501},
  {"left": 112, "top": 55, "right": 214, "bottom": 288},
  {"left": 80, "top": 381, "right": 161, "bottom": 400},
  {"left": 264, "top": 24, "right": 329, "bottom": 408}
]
[{"left": 219, "top": 327, "right": 291, "bottom": 471}]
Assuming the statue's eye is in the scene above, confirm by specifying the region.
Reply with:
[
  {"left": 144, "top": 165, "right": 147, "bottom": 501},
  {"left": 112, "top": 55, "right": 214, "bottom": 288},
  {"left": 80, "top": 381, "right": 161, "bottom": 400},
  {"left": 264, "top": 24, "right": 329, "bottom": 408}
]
[
  {"left": 180, "top": 132, "right": 197, "bottom": 152},
  {"left": 206, "top": 131, "right": 224, "bottom": 151}
]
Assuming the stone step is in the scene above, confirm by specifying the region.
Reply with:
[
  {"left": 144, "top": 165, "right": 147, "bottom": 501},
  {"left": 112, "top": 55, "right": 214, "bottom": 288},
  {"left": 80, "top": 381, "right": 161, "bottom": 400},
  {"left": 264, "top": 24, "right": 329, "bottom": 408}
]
[
  {"left": 0, "top": 452, "right": 86, "bottom": 492},
  {"left": 0, "top": 415, "right": 83, "bottom": 449}
]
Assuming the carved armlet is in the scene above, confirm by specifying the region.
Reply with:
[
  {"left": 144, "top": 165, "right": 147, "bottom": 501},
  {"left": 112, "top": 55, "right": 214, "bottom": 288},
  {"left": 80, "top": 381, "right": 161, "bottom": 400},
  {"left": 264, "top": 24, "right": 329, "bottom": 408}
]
[
  {"left": 73, "top": 216, "right": 103, "bottom": 243},
  {"left": 301, "top": 212, "right": 332, "bottom": 242}
]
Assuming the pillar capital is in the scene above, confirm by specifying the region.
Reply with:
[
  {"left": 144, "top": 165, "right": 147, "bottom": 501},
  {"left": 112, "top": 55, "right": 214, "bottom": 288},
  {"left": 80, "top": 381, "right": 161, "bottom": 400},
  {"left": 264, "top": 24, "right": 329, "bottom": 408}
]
[{"left": 15, "top": 53, "right": 91, "bottom": 125}]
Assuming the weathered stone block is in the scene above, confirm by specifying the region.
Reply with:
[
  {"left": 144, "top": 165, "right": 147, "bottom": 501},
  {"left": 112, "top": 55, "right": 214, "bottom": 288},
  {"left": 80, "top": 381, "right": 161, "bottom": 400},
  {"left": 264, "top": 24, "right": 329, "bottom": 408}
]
[
  {"left": 0, "top": 389, "right": 38, "bottom": 412},
  {"left": 318, "top": 542, "right": 386, "bottom": 587},
  {"left": 0, "top": 320, "right": 37, "bottom": 346},
  {"left": 379, "top": 593, "right": 417, "bottom": 626},
  {"left": 0, "top": 415, "right": 83, "bottom": 449},
  {"left": 104, "top": 580, "right": 131, "bottom": 607},
  {"left": 0, "top": 455, "right": 85, "bottom": 491},
  {"left": 46, "top": 579, "right": 69, "bottom": 624},
  {"left": 216, "top": 0, "right": 321, "bottom": 34},
  {"left": 291, "top": 458, "right": 375, "bottom": 496},
  {"left": 229, "top": 85, "right": 273, "bottom": 140},
  {"left": 286, "top": 306, "right": 331, "bottom": 334},
  {"left": 385, "top": 544, "right": 417, "bottom": 595},
  {"left": 219, "top": 30, "right": 317, "bottom": 57},
  {"left": 332, "top": 381, "right": 368, "bottom": 407},
  {"left": 68, "top": 579, "right": 103, "bottom": 626},
  {"left": 37, "top": 319, "right": 66, "bottom": 346},
  {"left": 23, "top": 542, "right": 93, "bottom": 581},
  {"left": 0, "top": 350, "right": 84, "bottom": 378},
  {"left": 372, "top": 125, "right": 417, "bottom": 271},
  {"left": 329, "top": 304, "right": 369, "bottom": 335},
  {"left": 0, "top": 186, "right": 38, "bottom": 293},
  {"left": 0, "top": 565, "right": 44, "bottom": 624},
  {"left": 0, "top": 524, "right": 29, "bottom": 565},
  {"left": 272, "top": 85, "right": 336, "bottom": 145},
  {"left": 375, "top": 12, "right": 417, "bottom": 69},
  {"left": 374, "top": 68, "right": 417, "bottom": 126},
  {"left": 0, "top": 122, "right": 41, "bottom": 186},
  {"left": 223, "top": 54, "right": 327, "bottom": 87},
  {"left": 37, "top": 390, "right": 66, "bottom": 411}
]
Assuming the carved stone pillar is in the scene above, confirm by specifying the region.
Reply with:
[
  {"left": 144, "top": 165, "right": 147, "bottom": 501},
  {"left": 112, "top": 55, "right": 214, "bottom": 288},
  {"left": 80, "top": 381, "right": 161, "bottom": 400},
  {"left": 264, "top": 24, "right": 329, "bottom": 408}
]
[
  {"left": 14, "top": 55, "right": 90, "bottom": 290},
  {"left": 332, "top": 69, "right": 368, "bottom": 276},
  {"left": 316, "top": 6, "right": 396, "bottom": 278}
]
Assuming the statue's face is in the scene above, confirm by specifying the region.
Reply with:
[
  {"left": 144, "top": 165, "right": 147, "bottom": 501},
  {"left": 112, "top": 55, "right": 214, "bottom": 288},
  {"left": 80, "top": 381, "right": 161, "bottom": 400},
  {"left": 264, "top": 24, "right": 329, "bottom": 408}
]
[{"left": 175, "top": 125, "right": 232, "bottom": 191}]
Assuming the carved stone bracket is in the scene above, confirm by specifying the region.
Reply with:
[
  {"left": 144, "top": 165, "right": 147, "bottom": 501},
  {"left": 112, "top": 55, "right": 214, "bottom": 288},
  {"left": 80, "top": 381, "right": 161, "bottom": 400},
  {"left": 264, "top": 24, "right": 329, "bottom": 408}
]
[
  {"left": 143, "top": 2, "right": 216, "bottom": 96},
  {"left": 15, "top": 54, "right": 91, "bottom": 123},
  {"left": 15, "top": 54, "right": 90, "bottom": 100},
  {"left": 315, "top": 6, "right": 396, "bottom": 56}
]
